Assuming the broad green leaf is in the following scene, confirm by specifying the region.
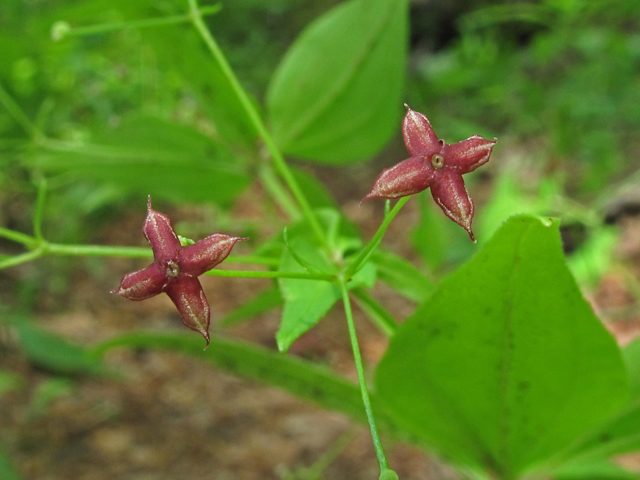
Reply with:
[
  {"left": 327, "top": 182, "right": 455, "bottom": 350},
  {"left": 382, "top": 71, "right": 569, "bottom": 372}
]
[
  {"left": 553, "top": 458, "right": 639, "bottom": 480},
  {"left": 220, "top": 286, "right": 283, "bottom": 327},
  {"left": 371, "top": 249, "right": 434, "bottom": 302},
  {"left": 91, "top": 332, "right": 386, "bottom": 427},
  {"left": 277, "top": 246, "right": 341, "bottom": 352},
  {"left": 14, "top": 318, "right": 111, "bottom": 377},
  {"left": 267, "top": 0, "right": 408, "bottom": 163},
  {"left": 375, "top": 215, "right": 628, "bottom": 478},
  {"left": 559, "top": 339, "right": 640, "bottom": 461},
  {"left": 32, "top": 115, "right": 250, "bottom": 205},
  {"left": 291, "top": 167, "right": 339, "bottom": 209}
]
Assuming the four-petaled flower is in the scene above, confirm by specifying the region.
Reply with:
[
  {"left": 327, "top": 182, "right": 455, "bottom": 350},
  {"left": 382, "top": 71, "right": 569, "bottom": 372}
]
[
  {"left": 363, "top": 105, "right": 497, "bottom": 241},
  {"left": 112, "top": 197, "right": 246, "bottom": 347}
]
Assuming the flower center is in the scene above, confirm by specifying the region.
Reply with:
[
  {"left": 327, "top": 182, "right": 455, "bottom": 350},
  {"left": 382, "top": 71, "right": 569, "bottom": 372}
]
[
  {"left": 430, "top": 154, "right": 445, "bottom": 169},
  {"left": 166, "top": 261, "right": 180, "bottom": 278}
]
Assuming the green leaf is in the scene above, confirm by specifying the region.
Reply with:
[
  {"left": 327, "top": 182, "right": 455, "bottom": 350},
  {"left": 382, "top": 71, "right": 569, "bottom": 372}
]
[
  {"left": 560, "top": 338, "right": 640, "bottom": 461},
  {"left": 220, "top": 286, "right": 283, "bottom": 327},
  {"left": 276, "top": 246, "right": 341, "bottom": 352},
  {"left": 267, "top": 0, "right": 408, "bottom": 163},
  {"left": 33, "top": 115, "right": 251, "bottom": 205},
  {"left": 371, "top": 249, "right": 434, "bottom": 302},
  {"left": 13, "top": 318, "right": 111, "bottom": 377},
  {"left": 91, "top": 332, "right": 373, "bottom": 425},
  {"left": 375, "top": 215, "right": 628, "bottom": 478},
  {"left": 553, "top": 458, "right": 639, "bottom": 480}
]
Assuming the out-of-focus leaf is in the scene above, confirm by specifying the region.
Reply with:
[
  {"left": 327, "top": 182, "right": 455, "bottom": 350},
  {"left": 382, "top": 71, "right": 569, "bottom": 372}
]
[
  {"left": 291, "top": 166, "right": 338, "bottom": 209},
  {"left": 267, "top": 0, "right": 408, "bottom": 163},
  {"left": 0, "top": 448, "right": 22, "bottom": 480},
  {"left": 376, "top": 216, "right": 628, "bottom": 478},
  {"left": 371, "top": 249, "right": 434, "bottom": 302},
  {"left": 32, "top": 115, "right": 251, "bottom": 205},
  {"left": 567, "top": 226, "right": 618, "bottom": 287},
  {"left": 219, "top": 286, "right": 283, "bottom": 327},
  {"left": 30, "top": 378, "right": 75, "bottom": 416},
  {"left": 13, "top": 318, "right": 111, "bottom": 377},
  {"left": 0, "top": 370, "right": 22, "bottom": 399}
]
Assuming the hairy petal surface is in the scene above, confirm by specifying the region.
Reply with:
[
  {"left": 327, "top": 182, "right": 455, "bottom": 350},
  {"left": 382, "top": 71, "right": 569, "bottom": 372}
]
[
  {"left": 445, "top": 135, "right": 497, "bottom": 174},
  {"left": 179, "top": 235, "right": 247, "bottom": 277},
  {"left": 362, "top": 156, "right": 436, "bottom": 202},
  {"left": 143, "top": 196, "right": 181, "bottom": 263},
  {"left": 165, "top": 276, "right": 211, "bottom": 345},
  {"left": 402, "top": 107, "right": 441, "bottom": 157},
  {"left": 430, "top": 169, "right": 475, "bottom": 242},
  {"left": 112, "top": 262, "right": 166, "bottom": 300}
]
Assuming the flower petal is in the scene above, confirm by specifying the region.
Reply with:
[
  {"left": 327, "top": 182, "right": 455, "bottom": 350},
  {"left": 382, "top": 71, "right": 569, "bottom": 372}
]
[
  {"left": 445, "top": 135, "right": 497, "bottom": 174},
  {"left": 362, "top": 156, "right": 436, "bottom": 202},
  {"left": 179, "top": 234, "right": 247, "bottom": 277},
  {"left": 143, "top": 196, "right": 181, "bottom": 263},
  {"left": 430, "top": 169, "right": 476, "bottom": 242},
  {"left": 165, "top": 277, "right": 211, "bottom": 346},
  {"left": 112, "top": 262, "right": 166, "bottom": 300},
  {"left": 402, "top": 105, "right": 441, "bottom": 157}
]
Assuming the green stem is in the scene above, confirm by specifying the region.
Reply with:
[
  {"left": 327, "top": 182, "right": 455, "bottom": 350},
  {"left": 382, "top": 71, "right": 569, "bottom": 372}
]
[
  {"left": 339, "top": 277, "right": 390, "bottom": 474},
  {"left": 0, "top": 248, "right": 45, "bottom": 270},
  {"left": 345, "top": 197, "right": 410, "bottom": 278},
  {"left": 0, "top": 228, "right": 37, "bottom": 247},
  {"left": 0, "top": 82, "right": 41, "bottom": 139},
  {"left": 206, "top": 269, "right": 335, "bottom": 282},
  {"left": 187, "top": 0, "right": 327, "bottom": 247},
  {"left": 55, "top": 3, "right": 222, "bottom": 39},
  {"left": 33, "top": 176, "right": 47, "bottom": 241}
]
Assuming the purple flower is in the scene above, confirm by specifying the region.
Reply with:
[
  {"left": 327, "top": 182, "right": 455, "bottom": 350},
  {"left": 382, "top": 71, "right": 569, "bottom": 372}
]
[
  {"left": 113, "top": 197, "right": 246, "bottom": 346},
  {"left": 363, "top": 105, "right": 497, "bottom": 241}
]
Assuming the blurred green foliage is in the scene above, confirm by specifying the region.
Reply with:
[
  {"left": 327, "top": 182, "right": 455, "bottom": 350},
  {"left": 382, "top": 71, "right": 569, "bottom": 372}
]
[{"left": 410, "top": 0, "right": 640, "bottom": 191}]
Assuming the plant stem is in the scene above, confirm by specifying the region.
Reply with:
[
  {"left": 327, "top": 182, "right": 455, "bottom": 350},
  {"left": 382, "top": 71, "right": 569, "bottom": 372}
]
[
  {"left": 206, "top": 269, "right": 335, "bottom": 282},
  {"left": 339, "top": 276, "right": 390, "bottom": 474},
  {"left": 54, "top": 3, "right": 222, "bottom": 39},
  {"left": 0, "top": 228, "right": 37, "bottom": 247},
  {"left": 187, "top": 0, "right": 327, "bottom": 247},
  {"left": 33, "top": 176, "right": 47, "bottom": 241},
  {"left": 345, "top": 197, "right": 410, "bottom": 278}
]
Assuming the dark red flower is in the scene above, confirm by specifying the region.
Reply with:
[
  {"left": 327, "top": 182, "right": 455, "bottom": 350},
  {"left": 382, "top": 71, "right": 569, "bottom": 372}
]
[
  {"left": 113, "top": 197, "right": 246, "bottom": 346},
  {"left": 363, "top": 105, "right": 497, "bottom": 241}
]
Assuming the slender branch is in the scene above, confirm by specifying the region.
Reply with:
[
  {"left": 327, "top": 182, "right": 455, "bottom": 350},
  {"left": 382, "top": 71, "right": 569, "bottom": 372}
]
[
  {"left": 0, "top": 248, "right": 45, "bottom": 270},
  {"left": 206, "top": 269, "right": 335, "bottom": 282},
  {"left": 52, "top": 3, "right": 222, "bottom": 40},
  {"left": 33, "top": 176, "right": 47, "bottom": 241},
  {"left": 0, "top": 228, "right": 37, "bottom": 247},
  {"left": 187, "top": 0, "right": 327, "bottom": 248},
  {"left": 339, "top": 276, "right": 390, "bottom": 474},
  {"left": 345, "top": 197, "right": 410, "bottom": 278}
]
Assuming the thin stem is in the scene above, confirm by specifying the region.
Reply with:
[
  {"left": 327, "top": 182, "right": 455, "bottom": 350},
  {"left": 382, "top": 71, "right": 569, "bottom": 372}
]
[
  {"left": 0, "top": 248, "right": 45, "bottom": 270},
  {"left": 345, "top": 197, "right": 410, "bottom": 278},
  {"left": 0, "top": 228, "right": 37, "bottom": 247},
  {"left": 225, "top": 255, "right": 280, "bottom": 267},
  {"left": 339, "top": 277, "right": 390, "bottom": 474},
  {"left": 33, "top": 176, "right": 47, "bottom": 241},
  {"left": 0, "top": 82, "right": 41, "bottom": 139},
  {"left": 187, "top": 0, "right": 327, "bottom": 247},
  {"left": 206, "top": 269, "right": 335, "bottom": 282},
  {"left": 54, "top": 4, "right": 222, "bottom": 39}
]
